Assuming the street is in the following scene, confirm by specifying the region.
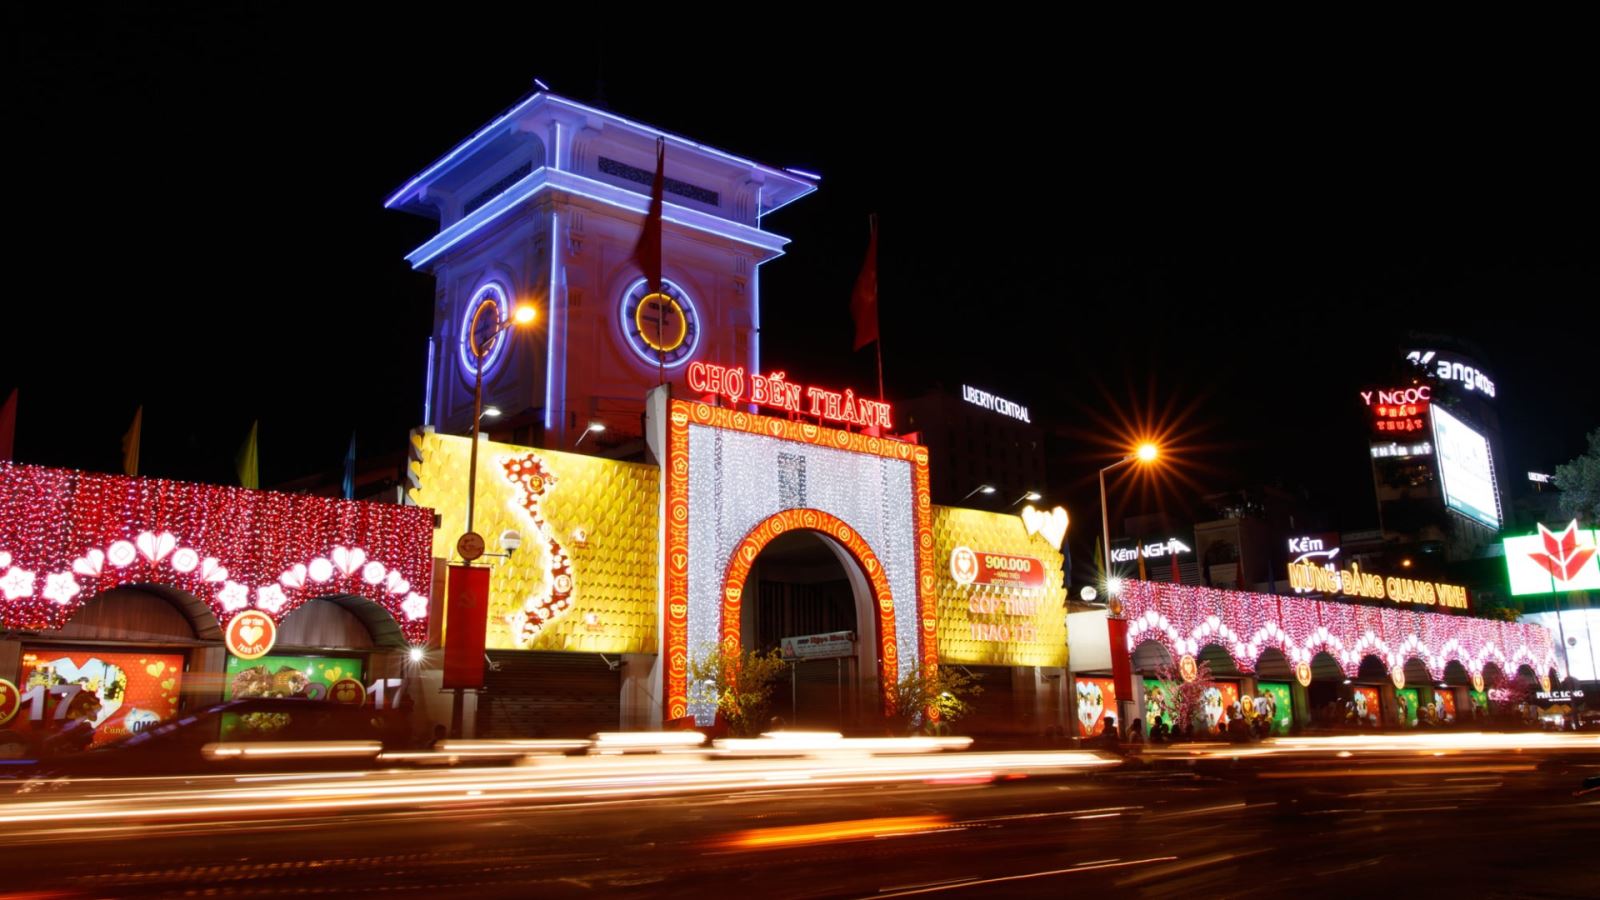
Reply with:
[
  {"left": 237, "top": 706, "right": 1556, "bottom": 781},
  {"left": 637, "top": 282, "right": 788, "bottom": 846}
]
[{"left": 1, "top": 736, "right": 1595, "bottom": 898}]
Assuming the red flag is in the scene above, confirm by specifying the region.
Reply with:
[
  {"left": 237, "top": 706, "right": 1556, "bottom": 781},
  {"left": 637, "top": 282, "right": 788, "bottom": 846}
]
[
  {"left": 632, "top": 137, "right": 666, "bottom": 295},
  {"left": 0, "top": 389, "right": 14, "bottom": 461},
  {"left": 443, "top": 565, "right": 490, "bottom": 689},
  {"left": 851, "top": 215, "right": 879, "bottom": 351}
]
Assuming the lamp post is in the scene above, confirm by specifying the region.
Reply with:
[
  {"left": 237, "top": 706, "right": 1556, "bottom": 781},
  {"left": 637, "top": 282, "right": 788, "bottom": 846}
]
[
  {"left": 451, "top": 299, "right": 535, "bottom": 740},
  {"left": 1099, "top": 441, "right": 1158, "bottom": 742},
  {"left": 1098, "top": 443, "right": 1158, "bottom": 588},
  {"left": 465, "top": 302, "right": 537, "bottom": 540},
  {"left": 1010, "top": 490, "right": 1043, "bottom": 508},
  {"left": 961, "top": 484, "right": 997, "bottom": 503},
  {"left": 573, "top": 421, "right": 606, "bottom": 448}
]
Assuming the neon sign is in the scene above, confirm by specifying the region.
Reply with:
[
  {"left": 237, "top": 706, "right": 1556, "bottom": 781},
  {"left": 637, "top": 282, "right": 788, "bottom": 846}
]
[
  {"left": 1111, "top": 537, "right": 1192, "bottom": 564},
  {"left": 961, "top": 385, "right": 1031, "bottom": 424},
  {"left": 1361, "top": 385, "right": 1430, "bottom": 435},
  {"left": 686, "top": 362, "right": 893, "bottom": 430},
  {"left": 1405, "top": 350, "right": 1496, "bottom": 398},
  {"left": 1285, "top": 560, "right": 1469, "bottom": 609}
]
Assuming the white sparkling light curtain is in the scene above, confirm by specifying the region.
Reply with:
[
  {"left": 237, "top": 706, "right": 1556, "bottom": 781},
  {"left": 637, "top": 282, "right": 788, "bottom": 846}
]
[{"left": 686, "top": 424, "right": 917, "bottom": 723}]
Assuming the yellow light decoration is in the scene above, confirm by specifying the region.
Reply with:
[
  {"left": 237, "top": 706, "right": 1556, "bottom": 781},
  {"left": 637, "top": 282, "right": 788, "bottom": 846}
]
[
  {"left": 408, "top": 431, "right": 660, "bottom": 654},
  {"left": 932, "top": 506, "right": 1067, "bottom": 667}
]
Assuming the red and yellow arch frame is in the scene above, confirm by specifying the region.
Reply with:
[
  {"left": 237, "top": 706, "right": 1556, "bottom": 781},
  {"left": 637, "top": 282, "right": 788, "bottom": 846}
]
[
  {"left": 721, "top": 509, "right": 898, "bottom": 715},
  {"left": 663, "top": 399, "right": 935, "bottom": 722}
]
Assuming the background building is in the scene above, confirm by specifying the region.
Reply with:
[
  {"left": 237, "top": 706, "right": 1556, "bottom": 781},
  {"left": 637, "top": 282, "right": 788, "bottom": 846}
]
[{"left": 900, "top": 385, "right": 1046, "bottom": 508}]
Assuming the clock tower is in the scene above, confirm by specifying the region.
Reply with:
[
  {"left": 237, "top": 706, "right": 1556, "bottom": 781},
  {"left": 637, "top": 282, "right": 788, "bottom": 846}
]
[{"left": 387, "top": 91, "right": 817, "bottom": 449}]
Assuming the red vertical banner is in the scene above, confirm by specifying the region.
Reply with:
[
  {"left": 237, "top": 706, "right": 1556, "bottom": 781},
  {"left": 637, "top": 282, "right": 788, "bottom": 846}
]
[
  {"left": 1106, "top": 615, "right": 1134, "bottom": 719},
  {"left": 443, "top": 564, "right": 490, "bottom": 690}
]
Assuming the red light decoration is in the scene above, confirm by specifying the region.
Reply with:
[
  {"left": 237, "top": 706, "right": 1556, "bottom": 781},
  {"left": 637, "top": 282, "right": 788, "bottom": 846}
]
[
  {"left": 0, "top": 462, "right": 434, "bottom": 642},
  {"left": 1362, "top": 385, "right": 1430, "bottom": 435},
  {"left": 1118, "top": 580, "right": 1561, "bottom": 683}
]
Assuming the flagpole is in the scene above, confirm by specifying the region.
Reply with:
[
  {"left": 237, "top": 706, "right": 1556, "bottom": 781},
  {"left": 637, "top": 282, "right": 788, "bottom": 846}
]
[{"left": 875, "top": 334, "right": 885, "bottom": 410}]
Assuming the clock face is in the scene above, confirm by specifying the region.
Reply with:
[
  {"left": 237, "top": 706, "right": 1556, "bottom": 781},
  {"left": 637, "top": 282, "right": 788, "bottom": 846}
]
[
  {"left": 620, "top": 278, "right": 699, "bottom": 369},
  {"left": 458, "top": 283, "right": 511, "bottom": 377}
]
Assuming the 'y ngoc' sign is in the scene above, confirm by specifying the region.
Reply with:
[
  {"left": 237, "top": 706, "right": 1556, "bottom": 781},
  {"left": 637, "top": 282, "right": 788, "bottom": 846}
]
[{"left": 686, "top": 362, "right": 893, "bottom": 430}]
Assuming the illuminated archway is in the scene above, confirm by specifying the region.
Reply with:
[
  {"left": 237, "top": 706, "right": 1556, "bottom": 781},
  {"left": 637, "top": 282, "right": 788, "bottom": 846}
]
[{"left": 720, "top": 508, "right": 898, "bottom": 716}]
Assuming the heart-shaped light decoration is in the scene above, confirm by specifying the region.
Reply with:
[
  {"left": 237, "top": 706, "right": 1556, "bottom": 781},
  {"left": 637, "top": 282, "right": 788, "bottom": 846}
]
[
  {"left": 1020, "top": 505, "right": 1070, "bottom": 549},
  {"left": 331, "top": 546, "right": 367, "bottom": 577},
  {"left": 201, "top": 557, "right": 228, "bottom": 583},
  {"left": 73, "top": 549, "right": 105, "bottom": 577},
  {"left": 384, "top": 569, "right": 409, "bottom": 595},
  {"left": 279, "top": 564, "right": 307, "bottom": 590},
  {"left": 136, "top": 531, "right": 177, "bottom": 564},
  {"left": 361, "top": 560, "right": 386, "bottom": 585}
]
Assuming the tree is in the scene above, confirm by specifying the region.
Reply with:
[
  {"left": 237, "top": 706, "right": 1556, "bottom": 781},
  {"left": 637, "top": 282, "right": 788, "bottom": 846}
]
[
  {"left": 1554, "top": 427, "right": 1600, "bottom": 522},
  {"left": 687, "top": 645, "right": 790, "bottom": 737},
  {"left": 891, "top": 665, "right": 983, "bottom": 735},
  {"left": 1148, "top": 658, "right": 1216, "bottom": 737}
]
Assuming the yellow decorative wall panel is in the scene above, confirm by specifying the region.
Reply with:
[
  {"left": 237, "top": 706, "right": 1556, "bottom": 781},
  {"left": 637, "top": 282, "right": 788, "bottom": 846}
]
[
  {"left": 408, "top": 431, "right": 660, "bottom": 653},
  {"left": 933, "top": 506, "right": 1068, "bottom": 667}
]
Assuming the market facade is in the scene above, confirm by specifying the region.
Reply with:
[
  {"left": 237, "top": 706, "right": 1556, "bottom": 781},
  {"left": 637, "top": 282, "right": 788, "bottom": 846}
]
[{"left": 0, "top": 463, "right": 435, "bottom": 745}]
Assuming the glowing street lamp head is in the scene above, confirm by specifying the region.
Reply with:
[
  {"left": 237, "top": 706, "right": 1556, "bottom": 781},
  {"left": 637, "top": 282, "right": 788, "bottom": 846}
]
[
  {"left": 1024, "top": 491, "right": 1043, "bottom": 501},
  {"left": 1135, "top": 443, "right": 1159, "bottom": 463},
  {"left": 512, "top": 304, "right": 538, "bottom": 326},
  {"left": 979, "top": 485, "right": 997, "bottom": 495},
  {"left": 1106, "top": 576, "right": 1124, "bottom": 596}
]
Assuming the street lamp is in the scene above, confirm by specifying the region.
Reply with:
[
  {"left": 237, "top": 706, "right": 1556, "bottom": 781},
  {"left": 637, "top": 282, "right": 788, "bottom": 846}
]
[
  {"left": 961, "top": 484, "right": 997, "bottom": 502},
  {"left": 1010, "top": 490, "right": 1043, "bottom": 507},
  {"left": 1099, "top": 443, "right": 1160, "bottom": 587},
  {"left": 466, "top": 300, "right": 537, "bottom": 540},
  {"left": 480, "top": 406, "right": 502, "bottom": 420},
  {"left": 573, "top": 421, "right": 607, "bottom": 448}
]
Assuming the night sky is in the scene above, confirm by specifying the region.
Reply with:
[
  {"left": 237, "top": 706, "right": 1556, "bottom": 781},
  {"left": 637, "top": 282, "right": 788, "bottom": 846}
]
[{"left": 10, "top": 9, "right": 1597, "bottom": 571}]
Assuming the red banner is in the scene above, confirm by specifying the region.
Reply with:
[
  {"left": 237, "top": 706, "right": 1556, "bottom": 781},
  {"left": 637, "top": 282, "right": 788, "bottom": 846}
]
[
  {"left": 443, "top": 564, "right": 490, "bottom": 690},
  {"left": 950, "top": 547, "right": 1045, "bottom": 589}
]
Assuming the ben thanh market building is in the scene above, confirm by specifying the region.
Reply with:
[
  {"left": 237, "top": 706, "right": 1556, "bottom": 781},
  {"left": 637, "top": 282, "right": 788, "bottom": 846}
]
[{"left": 0, "top": 90, "right": 1565, "bottom": 742}]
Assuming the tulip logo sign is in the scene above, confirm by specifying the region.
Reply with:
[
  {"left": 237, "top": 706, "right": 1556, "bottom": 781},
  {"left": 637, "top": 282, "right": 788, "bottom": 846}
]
[{"left": 1504, "top": 520, "right": 1600, "bottom": 595}]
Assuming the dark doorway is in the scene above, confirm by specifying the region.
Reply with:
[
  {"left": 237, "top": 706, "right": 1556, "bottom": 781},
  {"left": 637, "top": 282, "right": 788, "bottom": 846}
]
[{"left": 745, "top": 530, "right": 863, "bottom": 729}]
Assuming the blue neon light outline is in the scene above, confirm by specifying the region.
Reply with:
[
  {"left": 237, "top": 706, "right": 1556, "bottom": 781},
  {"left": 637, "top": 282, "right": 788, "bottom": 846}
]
[
  {"left": 385, "top": 92, "right": 546, "bottom": 208},
  {"left": 386, "top": 93, "right": 816, "bottom": 214},
  {"left": 423, "top": 336, "right": 435, "bottom": 425},
  {"left": 405, "top": 168, "right": 790, "bottom": 269},
  {"left": 783, "top": 167, "right": 822, "bottom": 181},
  {"left": 457, "top": 283, "right": 512, "bottom": 378},
  {"left": 545, "top": 212, "right": 560, "bottom": 431},
  {"left": 619, "top": 277, "right": 700, "bottom": 370}
]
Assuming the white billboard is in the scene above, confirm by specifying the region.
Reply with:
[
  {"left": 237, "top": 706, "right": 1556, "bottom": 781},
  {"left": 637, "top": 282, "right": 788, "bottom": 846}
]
[
  {"left": 1521, "top": 608, "right": 1599, "bottom": 682},
  {"left": 1430, "top": 405, "right": 1501, "bottom": 530}
]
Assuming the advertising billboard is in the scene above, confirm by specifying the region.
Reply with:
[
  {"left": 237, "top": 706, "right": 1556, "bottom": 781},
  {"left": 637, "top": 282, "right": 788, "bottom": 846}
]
[
  {"left": 1074, "top": 677, "right": 1116, "bottom": 737},
  {"left": 15, "top": 649, "right": 186, "bottom": 747},
  {"left": 1430, "top": 405, "right": 1501, "bottom": 530},
  {"left": 1520, "top": 608, "right": 1599, "bottom": 682},
  {"left": 223, "top": 654, "right": 365, "bottom": 701},
  {"left": 1503, "top": 520, "right": 1600, "bottom": 596}
]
